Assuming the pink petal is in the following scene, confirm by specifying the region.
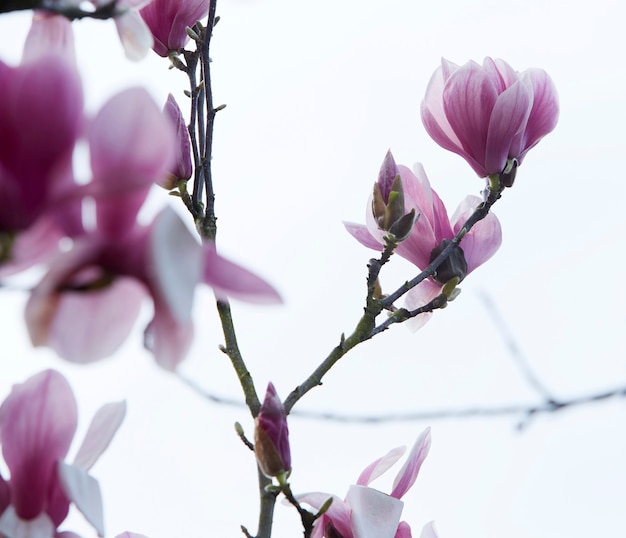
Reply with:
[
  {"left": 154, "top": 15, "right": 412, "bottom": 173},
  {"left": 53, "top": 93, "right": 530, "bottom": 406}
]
[
  {"left": 115, "top": 533, "right": 151, "bottom": 538},
  {"left": 356, "top": 446, "right": 406, "bottom": 487},
  {"left": 35, "top": 276, "right": 145, "bottom": 363},
  {"left": 203, "top": 243, "right": 282, "bottom": 304},
  {"left": 89, "top": 88, "right": 174, "bottom": 234},
  {"left": 22, "top": 13, "right": 76, "bottom": 64},
  {"left": 57, "top": 461, "right": 104, "bottom": 537},
  {"left": 484, "top": 79, "right": 532, "bottom": 174},
  {"left": 298, "top": 493, "right": 352, "bottom": 538},
  {"left": 520, "top": 69, "right": 560, "bottom": 158},
  {"left": 0, "top": 370, "right": 77, "bottom": 519},
  {"left": 144, "top": 300, "right": 194, "bottom": 370},
  {"left": 344, "top": 221, "right": 384, "bottom": 251},
  {"left": 0, "top": 215, "right": 64, "bottom": 277},
  {"left": 395, "top": 521, "right": 413, "bottom": 538},
  {"left": 452, "top": 196, "right": 502, "bottom": 274},
  {"left": 0, "top": 55, "right": 82, "bottom": 231},
  {"left": 73, "top": 401, "right": 126, "bottom": 470},
  {"left": 443, "top": 61, "right": 497, "bottom": 174},
  {"left": 403, "top": 279, "right": 442, "bottom": 331},
  {"left": 390, "top": 428, "right": 431, "bottom": 499},
  {"left": 346, "top": 485, "right": 404, "bottom": 538},
  {"left": 421, "top": 60, "right": 465, "bottom": 156},
  {"left": 0, "top": 507, "right": 55, "bottom": 538}
]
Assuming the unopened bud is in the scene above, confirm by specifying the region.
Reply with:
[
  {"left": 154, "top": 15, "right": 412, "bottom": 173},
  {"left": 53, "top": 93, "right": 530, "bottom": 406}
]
[{"left": 254, "top": 383, "right": 291, "bottom": 479}]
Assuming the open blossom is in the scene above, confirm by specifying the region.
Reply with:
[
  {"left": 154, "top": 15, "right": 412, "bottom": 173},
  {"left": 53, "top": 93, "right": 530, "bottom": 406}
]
[
  {"left": 0, "top": 370, "right": 125, "bottom": 538},
  {"left": 24, "top": 88, "right": 281, "bottom": 370},
  {"left": 299, "top": 429, "right": 434, "bottom": 538},
  {"left": 140, "top": 0, "right": 210, "bottom": 56},
  {"left": 254, "top": 383, "right": 291, "bottom": 479},
  {"left": 345, "top": 151, "right": 501, "bottom": 329},
  {"left": 421, "top": 57, "right": 559, "bottom": 179}
]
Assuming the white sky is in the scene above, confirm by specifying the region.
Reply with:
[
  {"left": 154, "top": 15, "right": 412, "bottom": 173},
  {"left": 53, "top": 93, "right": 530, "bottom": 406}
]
[{"left": 1, "top": 0, "right": 626, "bottom": 537}]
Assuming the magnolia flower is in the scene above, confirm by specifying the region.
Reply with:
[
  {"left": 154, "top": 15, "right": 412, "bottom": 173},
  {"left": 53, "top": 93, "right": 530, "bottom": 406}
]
[
  {"left": 0, "top": 369, "right": 125, "bottom": 538},
  {"left": 421, "top": 57, "right": 559, "bottom": 180},
  {"left": 299, "top": 429, "right": 433, "bottom": 538},
  {"left": 254, "top": 383, "right": 291, "bottom": 479},
  {"left": 345, "top": 151, "right": 501, "bottom": 329},
  {"left": 24, "top": 88, "right": 281, "bottom": 369},
  {"left": 140, "top": 0, "right": 210, "bottom": 57}
]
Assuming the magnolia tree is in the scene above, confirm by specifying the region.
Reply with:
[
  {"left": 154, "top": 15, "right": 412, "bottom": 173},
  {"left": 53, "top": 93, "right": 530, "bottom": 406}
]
[{"left": 0, "top": 1, "right": 563, "bottom": 537}]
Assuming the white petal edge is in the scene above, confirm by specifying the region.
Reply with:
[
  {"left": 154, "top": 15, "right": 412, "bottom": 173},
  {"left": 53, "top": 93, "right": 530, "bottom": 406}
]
[
  {"left": 58, "top": 461, "right": 105, "bottom": 537},
  {"left": 74, "top": 401, "right": 126, "bottom": 470}
]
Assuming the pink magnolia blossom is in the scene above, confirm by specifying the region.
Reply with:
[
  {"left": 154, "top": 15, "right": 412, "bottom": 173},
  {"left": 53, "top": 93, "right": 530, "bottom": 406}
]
[
  {"left": 421, "top": 57, "right": 559, "bottom": 179},
  {"left": 0, "top": 40, "right": 82, "bottom": 235},
  {"left": 24, "top": 88, "right": 281, "bottom": 369},
  {"left": 140, "top": 0, "right": 210, "bottom": 57},
  {"left": 0, "top": 369, "right": 125, "bottom": 538},
  {"left": 299, "top": 428, "right": 433, "bottom": 538},
  {"left": 254, "top": 383, "right": 291, "bottom": 479},
  {"left": 345, "top": 151, "right": 501, "bottom": 329}
]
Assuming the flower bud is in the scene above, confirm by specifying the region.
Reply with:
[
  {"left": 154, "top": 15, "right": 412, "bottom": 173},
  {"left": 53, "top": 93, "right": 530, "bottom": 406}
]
[
  {"left": 161, "top": 94, "right": 192, "bottom": 190},
  {"left": 371, "top": 151, "right": 418, "bottom": 241},
  {"left": 254, "top": 383, "right": 291, "bottom": 479}
]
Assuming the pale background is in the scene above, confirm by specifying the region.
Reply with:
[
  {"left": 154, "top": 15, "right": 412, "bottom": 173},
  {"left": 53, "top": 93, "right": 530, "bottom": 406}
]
[{"left": 1, "top": 0, "right": 625, "bottom": 536}]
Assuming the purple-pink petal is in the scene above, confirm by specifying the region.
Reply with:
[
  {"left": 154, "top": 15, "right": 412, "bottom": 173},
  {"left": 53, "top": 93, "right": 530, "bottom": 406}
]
[
  {"left": 343, "top": 221, "right": 382, "bottom": 251},
  {"left": 395, "top": 521, "right": 413, "bottom": 538},
  {"left": 390, "top": 428, "right": 431, "bottom": 499},
  {"left": 73, "top": 401, "right": 127, "bottom": 471},
  {"left": 203, "top": 243, "right": 282, "bottom": 304},
  {"left": 451, "top": 196, "right": 502, "bottom": 274},
  {"left": 143, "top": 301, "right": 194, "bottom": 371},
  {"left": 140, "top": 0, "right": 210, "bottom": 56},
  {"left": 356, "top": 446, "right": 406, "bottom": 487},
  {"left": 443, "top": 61, "right": 497, "bottom": 174},
  {"left": 89, "top": 88, "right": 174, "bottom": 235},
  {"left": 0, "top": 370, "right": 77, "bottom": 519},
  {"left": 22, "top": 13, "right": 76, "bottom": 64}
]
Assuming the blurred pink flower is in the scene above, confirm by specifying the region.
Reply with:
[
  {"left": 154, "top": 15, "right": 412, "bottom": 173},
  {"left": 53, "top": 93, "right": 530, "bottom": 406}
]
[
  {"left": 24, "top": 88, "right": 281, "bottom": 369},
  {"left": 140, "top": 0, "right": 210, "bottom": 57},
  {"left": 299, "top": 428, "right": 433, "bottom": 538},
  {"left": 254, "top": 383, "right": 291, "bottom": 479},
  {"left": 0, "top": 42, "right": 82, "bottom": 235},
  {"left": 0, "top": 369, "right": 125, "bottom": 538},
  {"left": 345, "top": 152, "right": 501, "bottom": 329},
  {"left": 421, "top": 57, "right": 559, "bottom": 179}
]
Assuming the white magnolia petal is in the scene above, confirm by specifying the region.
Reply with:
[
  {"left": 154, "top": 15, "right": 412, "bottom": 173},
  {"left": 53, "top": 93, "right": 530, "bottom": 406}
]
[
  {"left": 0, "top": 507, "right": 55, "bottom": 538},
  {"left": 58, "top": 462, "right": 105, "bottom": 537},
  {"left": 74, "top": 401, "right": 127, "bottom": 470},
  {"left": 346, "top": 485, "right": 404, "bottom": 538}
]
